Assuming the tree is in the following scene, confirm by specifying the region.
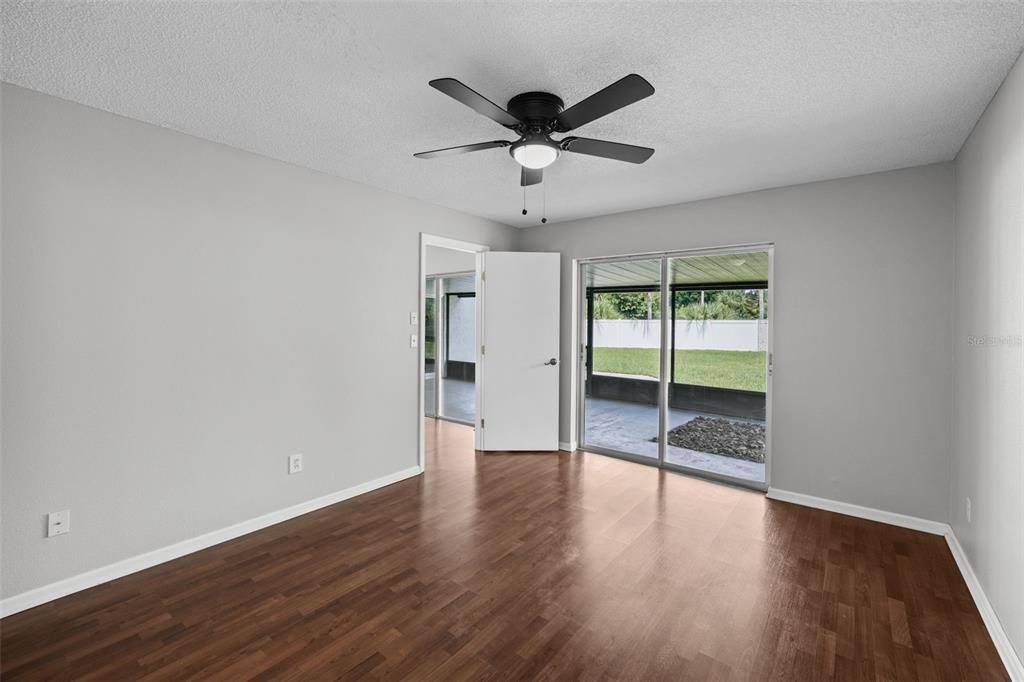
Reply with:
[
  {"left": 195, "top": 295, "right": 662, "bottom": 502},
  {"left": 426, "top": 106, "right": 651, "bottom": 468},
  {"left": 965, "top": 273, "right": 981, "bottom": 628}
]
[
  {"left": 593, "top": 288, "right": 764, "bottom": 321},
  {"left": 592, "top": 292, "right": 661, "bottom": 320},
  {"left": 676, "top": 301, "right": 735, "bottom": 320},
  {"left": 711, "top": 289, "right": 761, "bottom": 319},
  {"left": 676, "top": 289, "right": 763, "bottom": 320},
  {"left": 592, "top": 294, "right": 622, "bottom": 319},
  {"left": 673, "top": 291, "right": 701, "bottom": 308}
]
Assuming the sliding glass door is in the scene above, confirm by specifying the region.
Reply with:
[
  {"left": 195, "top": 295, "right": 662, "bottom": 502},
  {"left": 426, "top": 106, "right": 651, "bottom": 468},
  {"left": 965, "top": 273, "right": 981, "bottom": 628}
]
[
  {"left": 424, "top": 273, "right": 477, "bottom": 425},
  {"left": 579, "top": 246, "right": 772, "bottom": 489},
  {"left": 581, "top": 257, "right": 665, "bottom": 462},
  {"left": 664, "top": 251, "right": 769, "bottom": 484},
  {"left": 440, "top": 286, "right": 476, "bottom": 424},
  {"left": 424, "top": 277, "right": 438, "bottom": 418}
]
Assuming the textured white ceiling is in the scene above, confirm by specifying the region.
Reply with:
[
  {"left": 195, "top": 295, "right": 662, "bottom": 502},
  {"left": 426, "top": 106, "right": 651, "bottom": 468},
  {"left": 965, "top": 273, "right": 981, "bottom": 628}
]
[{"left": 3, "top": 2, "right": 1022, "bottom": 228}]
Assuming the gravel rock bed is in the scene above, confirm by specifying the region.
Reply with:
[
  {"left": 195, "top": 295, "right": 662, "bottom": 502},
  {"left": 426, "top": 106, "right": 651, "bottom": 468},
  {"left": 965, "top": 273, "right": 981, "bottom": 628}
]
[{"left": 654, "top": 416, "right": 765, "bottom": 462}]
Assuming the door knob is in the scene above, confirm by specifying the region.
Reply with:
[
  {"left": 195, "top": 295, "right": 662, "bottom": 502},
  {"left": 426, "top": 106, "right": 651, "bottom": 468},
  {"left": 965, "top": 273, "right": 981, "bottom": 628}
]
[{"left": 544, "top": 358, "right": 558, "bottom": 366}]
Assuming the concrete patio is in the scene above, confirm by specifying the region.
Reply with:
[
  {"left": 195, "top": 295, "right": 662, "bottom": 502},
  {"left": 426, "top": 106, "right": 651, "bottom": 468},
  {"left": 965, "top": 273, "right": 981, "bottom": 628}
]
[{"left": 584, "top": 397, "right": 766, "bottom": 483}]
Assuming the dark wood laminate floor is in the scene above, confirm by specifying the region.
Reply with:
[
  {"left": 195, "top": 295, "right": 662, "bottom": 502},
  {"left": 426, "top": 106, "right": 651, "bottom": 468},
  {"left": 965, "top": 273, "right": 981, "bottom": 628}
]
[{"left": 1, "top": 420, "right": 1007, "bottom": 680}]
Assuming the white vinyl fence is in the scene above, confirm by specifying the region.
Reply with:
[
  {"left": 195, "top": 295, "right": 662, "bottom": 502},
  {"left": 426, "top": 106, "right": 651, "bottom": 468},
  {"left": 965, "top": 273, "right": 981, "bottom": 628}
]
[
  {"left": 448, "top": 296, "right": 477, "bottom": 362},
  {"left": 592, "top": 319, "right": 767, "bottom": 351}
]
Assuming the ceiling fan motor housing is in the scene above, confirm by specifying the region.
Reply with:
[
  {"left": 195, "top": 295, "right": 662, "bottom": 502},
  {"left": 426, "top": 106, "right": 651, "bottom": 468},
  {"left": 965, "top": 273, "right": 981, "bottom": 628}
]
[
  {"left": 506, "top": 92, "right": 564, "bottom": 130},
  {"left": 506, "top": 92, "right": 564, "bottom": 167}
]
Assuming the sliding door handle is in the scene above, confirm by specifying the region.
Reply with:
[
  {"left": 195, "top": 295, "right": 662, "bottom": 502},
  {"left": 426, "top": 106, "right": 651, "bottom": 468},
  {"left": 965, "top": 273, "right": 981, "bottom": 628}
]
[{"left": 544, "top": 358, "right": 558, "bottom": 366}]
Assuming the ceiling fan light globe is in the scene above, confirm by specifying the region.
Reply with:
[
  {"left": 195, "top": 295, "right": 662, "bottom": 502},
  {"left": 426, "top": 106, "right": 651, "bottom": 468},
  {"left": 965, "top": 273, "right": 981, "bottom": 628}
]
[{"left": 513, "top": 143, "right": 558, "bottom": 169}]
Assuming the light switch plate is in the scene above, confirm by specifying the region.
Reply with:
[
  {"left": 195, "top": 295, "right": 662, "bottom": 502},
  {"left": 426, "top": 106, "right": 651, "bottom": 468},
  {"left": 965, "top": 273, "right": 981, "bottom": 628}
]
[
  {"left": 47, "top": 510, "right": 71, "bottom": 537},
  {"left": 410, "top": 334, "right": 418, "bottom": 348},
  {"left": 410, "top": 312, "right": 418, "bottom": 325}
]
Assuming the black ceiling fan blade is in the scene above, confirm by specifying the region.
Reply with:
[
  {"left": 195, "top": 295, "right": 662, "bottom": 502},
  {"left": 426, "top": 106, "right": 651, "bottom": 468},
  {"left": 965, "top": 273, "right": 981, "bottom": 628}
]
[
  {"left": 429, "top": 78, "right": 521, "bottom": 128},
  {"left": 561, "top": 137, "right": 654, "bottom": 164},
  {"left": 555, "top": 74, "right": 654, "bottom": 132},
  {"left": 414, "top": 140, "right": 511, "bottom": 159},
  {"left": 521, "top": 167, "right": 543, "bottom": 186}
]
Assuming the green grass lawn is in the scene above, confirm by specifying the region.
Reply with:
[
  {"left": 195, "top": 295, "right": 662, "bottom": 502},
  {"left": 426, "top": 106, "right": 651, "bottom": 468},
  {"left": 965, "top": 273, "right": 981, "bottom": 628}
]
[{"left": 592, "top": 348, "right": 767, "bottom": 392}]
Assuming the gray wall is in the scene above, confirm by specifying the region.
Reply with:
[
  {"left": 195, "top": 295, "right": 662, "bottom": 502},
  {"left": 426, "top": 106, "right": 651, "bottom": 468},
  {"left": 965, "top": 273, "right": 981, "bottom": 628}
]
[
  {"left": 952, "top": 53, "right": 1024, "bottom": 661},
  {"left": 519, "top": 164, "right": 956, "bottom": 522},
  {"left": 0, "top": 84, "right": 517, "bottom": 598}
]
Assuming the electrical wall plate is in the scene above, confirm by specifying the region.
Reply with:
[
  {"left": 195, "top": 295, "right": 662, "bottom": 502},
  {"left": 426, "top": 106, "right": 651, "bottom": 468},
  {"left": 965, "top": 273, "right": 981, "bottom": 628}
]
[{"left": 47, "top": 510, "right": 71, "bottom": 537}]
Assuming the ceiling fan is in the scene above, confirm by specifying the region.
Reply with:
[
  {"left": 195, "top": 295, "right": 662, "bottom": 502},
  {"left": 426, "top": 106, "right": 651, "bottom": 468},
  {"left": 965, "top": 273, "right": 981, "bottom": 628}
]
[{"left": 414, "top": 74, "right": 655, "bottom": 187}]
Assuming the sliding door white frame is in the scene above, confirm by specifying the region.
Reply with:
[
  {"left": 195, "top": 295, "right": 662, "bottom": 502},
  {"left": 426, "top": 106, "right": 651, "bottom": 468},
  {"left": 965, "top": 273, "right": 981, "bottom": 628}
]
[{"left": 657, "top": 256, "right": 671, "bottom": 467}]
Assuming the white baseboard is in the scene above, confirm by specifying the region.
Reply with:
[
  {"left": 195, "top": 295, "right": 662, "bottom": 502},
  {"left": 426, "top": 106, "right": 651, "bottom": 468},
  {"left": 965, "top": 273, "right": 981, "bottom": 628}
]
[
  {"left": 767, "top": 486, "right": 1022, "bottom": 680},
  {"left": 0, "top": 465, "right": 423, "bottom": 618},
  {"left": 766, "top": 487, "right": 949, "bottom": 535},
  {"left": 945, "top": 532, "right": 1024, "bottom": 680},
  {"left": 558, "top": 441, "right": 577, "bottom": 452}
]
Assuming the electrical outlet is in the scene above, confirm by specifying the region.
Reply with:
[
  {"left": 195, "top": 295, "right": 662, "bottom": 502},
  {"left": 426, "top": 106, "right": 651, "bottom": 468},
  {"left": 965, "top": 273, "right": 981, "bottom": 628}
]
[
  {"left": 47, "top": 510, "right": 70, "bottom": 537},
  {"left": 409, "top": 312, "right": 418, "bottom": 325},
  {"left": 410, "top": 334, "right": 418, "bottom": 348},
  {"left": 288, "top": 453, "right": 303, "bottom": 475},
  {"left": 966, "top": 496, "right": 972, "bottom": 524}
]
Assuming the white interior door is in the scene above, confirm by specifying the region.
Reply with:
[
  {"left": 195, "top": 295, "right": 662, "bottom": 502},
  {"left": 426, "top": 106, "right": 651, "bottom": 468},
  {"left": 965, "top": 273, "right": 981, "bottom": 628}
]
[{"left": 478, "top": 252, "right": 560, "bottom": 451}]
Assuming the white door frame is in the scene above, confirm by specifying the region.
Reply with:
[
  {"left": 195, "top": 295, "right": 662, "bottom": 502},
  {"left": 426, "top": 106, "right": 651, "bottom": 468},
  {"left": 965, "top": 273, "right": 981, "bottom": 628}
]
[
  {"left": 571, "top": 241, "right": 774, "bottom": 491},
  {"left": 418, "top": 234, "right": 490, "bottom": 470}
]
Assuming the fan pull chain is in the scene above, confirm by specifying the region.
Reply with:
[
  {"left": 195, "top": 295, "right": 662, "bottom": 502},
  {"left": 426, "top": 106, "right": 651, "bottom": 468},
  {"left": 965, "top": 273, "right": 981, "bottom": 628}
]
[
  {"left": 541, "top": 181, "right": 547, "bottom": 224},
  {"left": 522, "top": 187, "right": 527, "bottom": 216}
]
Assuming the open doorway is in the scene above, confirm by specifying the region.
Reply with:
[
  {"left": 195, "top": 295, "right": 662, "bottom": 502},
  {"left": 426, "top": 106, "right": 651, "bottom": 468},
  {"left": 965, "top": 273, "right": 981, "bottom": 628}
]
[
  {"left": 576, "top": 244, "right": 772, "bottom": 489},
  {"left": 418, "top": 235, "right": 489, "bottom": 468}
]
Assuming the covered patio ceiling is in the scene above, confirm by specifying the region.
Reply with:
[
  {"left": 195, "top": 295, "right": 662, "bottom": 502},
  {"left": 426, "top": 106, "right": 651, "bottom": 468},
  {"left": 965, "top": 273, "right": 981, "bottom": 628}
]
[{"left": 584, "top": 251, "right": 769, "bottom": 289}]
